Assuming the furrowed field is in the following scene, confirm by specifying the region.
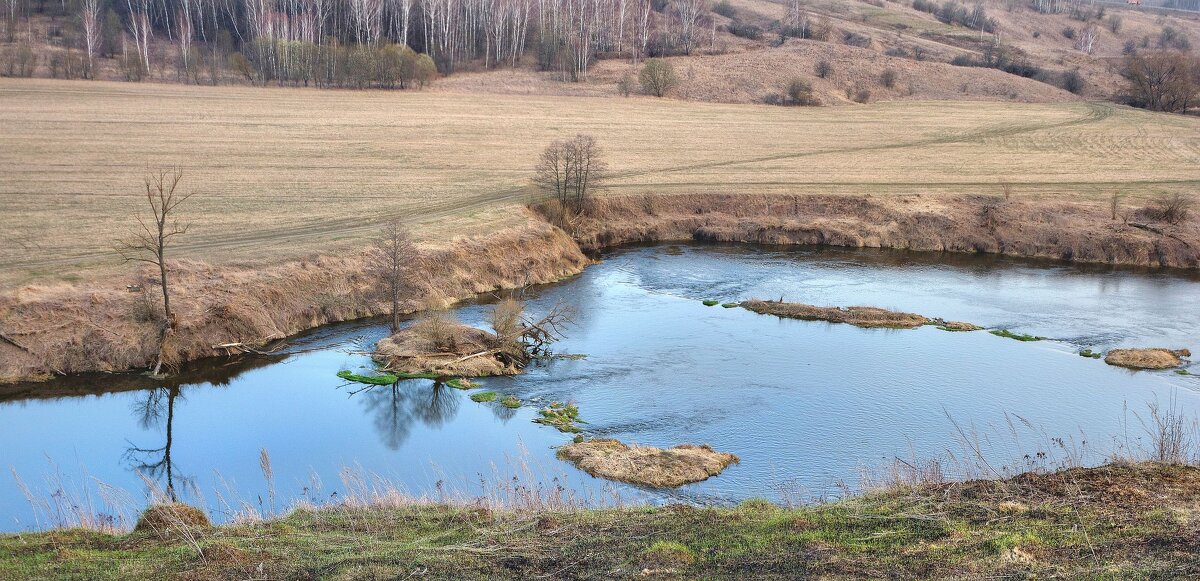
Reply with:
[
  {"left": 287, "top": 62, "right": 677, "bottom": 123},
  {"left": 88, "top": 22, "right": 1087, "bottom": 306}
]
[{"left": 2, "top": 78, "right": 1199, "bottom": 286}]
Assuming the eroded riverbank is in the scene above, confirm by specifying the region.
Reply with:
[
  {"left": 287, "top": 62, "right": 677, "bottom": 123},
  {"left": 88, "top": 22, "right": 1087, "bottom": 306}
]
[{"left": 2, "top": 193, "right": 1198, "bottom": 385}]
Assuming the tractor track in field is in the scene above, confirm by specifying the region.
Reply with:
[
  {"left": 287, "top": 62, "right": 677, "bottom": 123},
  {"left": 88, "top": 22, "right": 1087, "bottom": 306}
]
[{"left": 0, "top": 103, "right": 1124, "bottom": 274}]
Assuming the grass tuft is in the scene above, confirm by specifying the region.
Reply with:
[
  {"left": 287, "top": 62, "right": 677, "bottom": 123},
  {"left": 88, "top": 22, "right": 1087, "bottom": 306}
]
[
  {"left": 1079, "top": 348, "right": 1103, "bottom": 359},
  {"left": 500, "top": 395, "right": 521, "bottom": 409},
  {"left": 470, "top": 391, "right": 498, "bottom": 402},
  {"left": 702, "top": 299, "right": 719, "bottom": 306}
]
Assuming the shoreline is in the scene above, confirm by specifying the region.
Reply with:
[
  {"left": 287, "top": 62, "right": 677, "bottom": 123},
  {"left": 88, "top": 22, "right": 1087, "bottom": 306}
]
[
  {"left": 3, "top": 461, "right": 1198, "bottom": 578},
  {"left": 2, "top": 193, "right": 1198, "bottom": 386}
]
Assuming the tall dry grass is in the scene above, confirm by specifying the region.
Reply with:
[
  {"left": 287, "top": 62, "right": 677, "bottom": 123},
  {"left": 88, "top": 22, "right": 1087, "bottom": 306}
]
[
  {"left": 537, "top": 193, "right": 1200, "bottom": 268},
  {"left": 0, "top": 219, "right": 589, "bottom": 384}
]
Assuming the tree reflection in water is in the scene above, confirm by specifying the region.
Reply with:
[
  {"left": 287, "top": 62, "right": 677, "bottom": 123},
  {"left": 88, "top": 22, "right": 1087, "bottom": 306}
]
[
  {"left": 354, "top": 381, "right": 463, "bottom": 450},
  {"left": 123, "top": 386, "right": 194, "bottom": 502}
]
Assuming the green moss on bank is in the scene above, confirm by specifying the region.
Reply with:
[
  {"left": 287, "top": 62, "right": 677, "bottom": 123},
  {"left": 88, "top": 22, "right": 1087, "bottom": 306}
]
[
  {"left": 336, "top": 370, "right": 398, "bottom": 385},
  {"left": 3, "top": 463, "right": 1198, "bottom": 580},
  {"left": 989, "top": 329, "right": 1045, "bottom": 342}
]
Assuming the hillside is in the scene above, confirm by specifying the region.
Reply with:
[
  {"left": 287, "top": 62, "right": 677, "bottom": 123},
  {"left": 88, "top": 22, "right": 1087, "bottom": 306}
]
[{"left": 3, "top": 0, "right": 1198, "bottom": 105}]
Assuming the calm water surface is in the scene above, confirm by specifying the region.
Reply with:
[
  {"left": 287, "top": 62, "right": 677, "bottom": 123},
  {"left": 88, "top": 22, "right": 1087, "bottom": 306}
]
[{"left": 2, "top": 245, "right": 1198, "bottom": 531}]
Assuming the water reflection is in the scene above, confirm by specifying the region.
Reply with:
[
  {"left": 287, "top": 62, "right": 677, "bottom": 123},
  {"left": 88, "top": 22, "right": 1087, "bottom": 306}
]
[
  {"left": 351, "top": 381, "right": 463, "bottom": 450},
  {"left": 123, "top": 386, "right": 193, "bottom": 501}
]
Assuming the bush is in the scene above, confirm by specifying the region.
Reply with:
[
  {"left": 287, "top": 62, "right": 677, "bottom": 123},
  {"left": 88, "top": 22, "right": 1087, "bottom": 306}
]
[
  {"left": 785, "top": 78, "right": 821, "bottom": 105},
  {"left": 639, "top": 58, "right": 677, "bottom": 97},
  {"left": 713, "top": 0, "right": 737, "bottom": 18},
  {"left": 727, "top": 20, "right": 763, "bottom": 40},
  {"left": 1107, "top": 15, "right": 1122, "bottom": 34},
  {"left": 1, "top": 44, "right": 36, "bottom": 77},
  {"left": 815, "top": 60, "right": 833, "bottom": 78},
  {"left": 1061, "top": 69, "right": 1084, "bottom": 94},
  {"left": 880, "top": 68, "right": 898, "bottom": 88},
  {"left": 1062, "top": 27, "right": 1076, "bottom": 40},
  {"left": 843, "top": 31, "right": 872, "bottom": 48},
  {"left": 848, "top": 85, "right": 872, "bottom": 103},
  {"left": 1140, "top": 193, "right": 1194, "bottom": 224},
  {"left": 912, "top": 0, "right": 937, "bottom": 13},
  {"left": 616, "top": 73, "right": 635, "bottom": 96}
]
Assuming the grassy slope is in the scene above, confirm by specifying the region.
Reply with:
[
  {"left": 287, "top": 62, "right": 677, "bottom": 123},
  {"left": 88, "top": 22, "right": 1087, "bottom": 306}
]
[
  {"left": 3, "top": 463, "right": 1199, "bottom": 579},
  {"left": 3, "top": 78, "right": 1198, "bottom": 287}
]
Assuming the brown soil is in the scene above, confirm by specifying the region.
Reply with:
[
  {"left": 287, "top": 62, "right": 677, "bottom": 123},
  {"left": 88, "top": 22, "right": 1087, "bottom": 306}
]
[
  {"left": 374, "top": 323, "right": 515, "bottom": 377},
  {"left": 1104, "top": 348, "right": 1192, "bottom": 370},
  {"left": 556, "top": 439, "right": 739, "bottom": 488},
  {"left": 545, "top": 193, "right": 1200, "bottom": 269},
  {"left": 741, "top": 299, "right": 929, "bottom": 329},
  {"left": 0, "top": 219, "right": 589, "bottom": 385}
]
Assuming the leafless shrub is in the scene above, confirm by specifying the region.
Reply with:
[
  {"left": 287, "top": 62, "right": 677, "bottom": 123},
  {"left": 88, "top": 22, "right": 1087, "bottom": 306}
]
[
  {"left": 412, "top": 310, "right": 459, "bottom": 352},
  {"left": 488, "top": 297, "right": 525, "bottom": 341},
  {"left": 1137, "top": 396, "right": 1198, "bottom": 464},
  {"left": 1138, "top": 193, "right": 1194, "bottom": 225}
]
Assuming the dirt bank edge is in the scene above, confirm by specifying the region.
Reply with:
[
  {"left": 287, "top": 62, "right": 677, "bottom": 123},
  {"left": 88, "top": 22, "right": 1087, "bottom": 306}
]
[{"left": 3, "top": 192, "right": 1197, "bottom": 386}]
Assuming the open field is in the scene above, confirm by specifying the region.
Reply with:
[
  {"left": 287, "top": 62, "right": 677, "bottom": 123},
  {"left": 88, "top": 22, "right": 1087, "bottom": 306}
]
[{"left": 2, "top": 78, "right": 1199, "bottom": 287}]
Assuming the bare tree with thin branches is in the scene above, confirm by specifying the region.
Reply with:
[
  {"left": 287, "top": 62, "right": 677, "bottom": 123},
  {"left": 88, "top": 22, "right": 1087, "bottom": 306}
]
[
  {"left": 533, "top": 134, "right": 607, "bottom": 229},
  {"left": 373, "top": 219, "right": 418, "bottom": 332},
  {"left": 117, "top": 167, "right": 193, "bottom": 375}
]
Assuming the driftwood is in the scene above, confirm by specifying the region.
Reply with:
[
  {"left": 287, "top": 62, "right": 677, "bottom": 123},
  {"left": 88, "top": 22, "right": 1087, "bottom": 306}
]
[
  {"left": 212, "top": 341, "right": 285, "bottom": 356},
  {"left": 0, "top": 330, "right": 33, "bottom": 354}
]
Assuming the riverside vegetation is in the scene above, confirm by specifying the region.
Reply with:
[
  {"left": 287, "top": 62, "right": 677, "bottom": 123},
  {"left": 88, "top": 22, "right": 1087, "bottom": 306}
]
[{"left": 3, "top": 462, "right": 1200, "bottom": 579}]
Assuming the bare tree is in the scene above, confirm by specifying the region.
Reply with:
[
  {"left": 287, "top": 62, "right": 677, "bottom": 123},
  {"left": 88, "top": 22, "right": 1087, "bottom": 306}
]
[
  {"left": 373, "top": 219, "right": 417, "bottom": 332},
  {"left": 81, "top": 0, "right": 102, "bottom": 77},
  {"left": 1122, "top": 51, "right": 1200, "bottom": 113},
  {"left": 533, "top": 134, "right": 608, "bottom": 227},
  {"left": 117, "top": 168, "right": 193, "bottom": 375}
]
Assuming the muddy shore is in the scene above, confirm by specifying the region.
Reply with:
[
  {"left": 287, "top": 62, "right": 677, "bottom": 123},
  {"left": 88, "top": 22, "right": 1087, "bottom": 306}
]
[{"left": 2, "top": 193, "right": 1197, "bottom": 385}]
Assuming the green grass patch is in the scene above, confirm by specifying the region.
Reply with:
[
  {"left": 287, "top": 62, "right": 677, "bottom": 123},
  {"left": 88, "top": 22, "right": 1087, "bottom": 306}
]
[
  {"left": 446, "top": 378, "right": 476, "bottom": 390},
  {"left": 470, "top": 391, "right": 498, "bottom": 402},
  {"left": 702, "top": 299, "right": 719, "bottom": 306},
  {"left": 533, "top": 401, "right": 584, "bottom": 433},
  {"left": 721, "top": 302, "right": 739, "bottom": 308},
  {"left": 336, "top": 370, "right": 398, "bottom": 385},
  {"left": 500, "top": 395, "right": 521, "bottom": 409},
  {"left": 1176, "top": 369, "right": 1192, "bottom": 376},
  {"left": 989, "top": 329, "right": 1045, "bottom": 342},
  {"left": 1079, "top": 349, "right": 1103, "bottom": 359}
]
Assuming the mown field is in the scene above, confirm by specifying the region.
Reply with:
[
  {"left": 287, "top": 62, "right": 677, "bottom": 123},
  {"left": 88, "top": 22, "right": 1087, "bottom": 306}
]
[{"left": 2, "top": 78, "right": 1199, "bottom": 287}]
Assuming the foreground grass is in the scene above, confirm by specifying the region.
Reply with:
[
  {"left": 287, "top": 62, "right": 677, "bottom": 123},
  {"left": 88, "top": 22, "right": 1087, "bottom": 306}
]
[{"left": 4, "top": 463, "right": 1199, "bottom": 579}]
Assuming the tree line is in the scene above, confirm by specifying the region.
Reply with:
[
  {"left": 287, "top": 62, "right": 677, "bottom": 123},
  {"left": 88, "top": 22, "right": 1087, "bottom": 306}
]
[{"left": 3, "top": 0, "right": 716, "bottom": 84}]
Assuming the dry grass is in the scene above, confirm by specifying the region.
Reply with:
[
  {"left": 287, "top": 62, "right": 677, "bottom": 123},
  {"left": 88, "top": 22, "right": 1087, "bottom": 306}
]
[
  {"left": 547, "top": 192, "right": 1200, "bottom": 268},
  {"left": 374, "top": 320, "right": 515, "bottom": 377},
  {"left": 556, "top": 439, "right": 740, "bottom": 487},
  {"left": 0, "top": 219, "right": 589, "bottom": 384},
  {"left": 741, "top": 299, "right": 930, "bottom": 329},
  {"left": 1105, "top": 348, "right": 1191, "bottom": 370},
  {"left": 2, "top": 79, "right": 1200, "bottom": 288}
]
